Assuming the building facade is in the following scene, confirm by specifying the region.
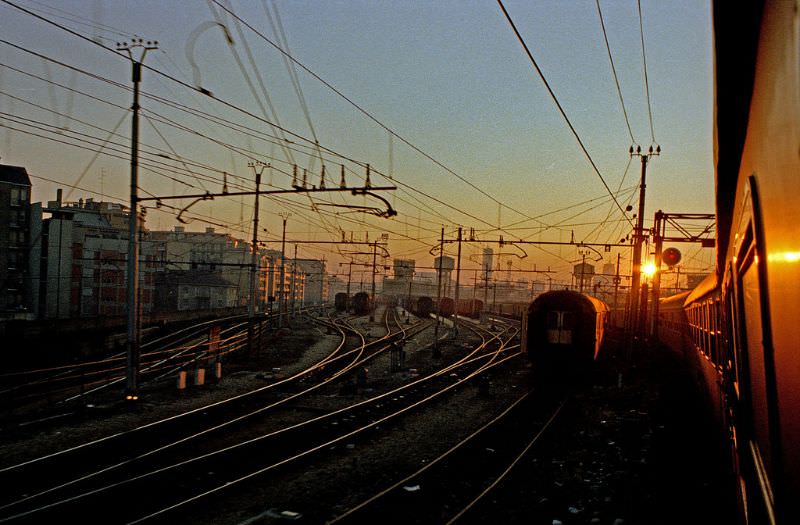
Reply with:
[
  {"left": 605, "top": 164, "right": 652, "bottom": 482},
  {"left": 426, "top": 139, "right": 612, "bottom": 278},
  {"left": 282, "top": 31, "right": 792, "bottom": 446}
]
[{"left": 0, "top": 164, "right": 34, "bottom": 319}]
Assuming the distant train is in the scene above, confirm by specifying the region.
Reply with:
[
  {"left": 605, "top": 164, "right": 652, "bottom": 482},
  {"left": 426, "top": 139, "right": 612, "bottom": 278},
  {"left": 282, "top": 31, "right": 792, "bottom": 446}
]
[
  {"left": 456, "top": 298, "right": 483, "bottom": 319},
  {"left": 413, "top": 296, "right": 434, "bottom": 318},
  {"left": 655, "top": 3, "right": 800, "bottom": 522},
  {"left": 422, "top": 297, "right": 484, "bottom": 319},
  {"left": 521, "top": 290, "right": 609, "bottom": 379},
  {"left": 334, "top": 292, "right": 348, "bottom": 312},
  {"left": 351, "top": 292, "right": 371, "bottom": 316},
  {"left": 439, "top": 297, "right": 455, "bottom": 317},
  {"left": 491, "top": 302, "right": 528, "bottom": 320}
]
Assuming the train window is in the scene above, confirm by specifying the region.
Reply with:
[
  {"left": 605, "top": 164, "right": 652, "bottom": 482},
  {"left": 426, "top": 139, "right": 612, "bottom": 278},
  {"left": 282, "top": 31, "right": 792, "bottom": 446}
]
[
  {"left": 706, "top": 303, "right": 712, "bottom": 358},
  {"left": 740, "top": 261, "right": 773, "bottom": 479},
  {"left": 546, "top": 311, "right": 559, "bottom": 329},
  {"left": 702, "top": 304, "right": 708, "bottom": 356},
  {"left": 562, "top": 312, "right": 574, "bottom": 330},
  {"left": 726, "top": 282, "right": 740, "bottom": 399},
  {"left": 711, "top": 300, "right": 720, "bottom": 365}
]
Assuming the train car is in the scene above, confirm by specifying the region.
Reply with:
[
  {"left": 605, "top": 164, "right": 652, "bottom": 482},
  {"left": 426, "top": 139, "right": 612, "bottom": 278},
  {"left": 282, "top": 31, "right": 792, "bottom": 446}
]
[
  {"left": 414, "top": 296, "right": 434, "bottom": 318},
  {"left": 521, "top": 290, "right": 608, "bottom": 378},
  {"left": 334, "top": 292, "right": 348, "bottom": 312},
  {"left": 439, "top": 297, "right": 455, "bottom": 317},
  {"left": 655, "top": 290, "right": 690, "bottom": 357},
  {"left": 351, "top": 292, "right": 371, "bottom": 316},
  {"left": 657, "top": 3, "right": 800, "bottom": 522},
  {"left": 489, "top": 301, "right": 528, "bottom": 320},
  {"left": 659, "top": 278, "right": 729, "bottom": 446},
  {"left": 456, "top": 298, "right": 483, "bottom": 318}
]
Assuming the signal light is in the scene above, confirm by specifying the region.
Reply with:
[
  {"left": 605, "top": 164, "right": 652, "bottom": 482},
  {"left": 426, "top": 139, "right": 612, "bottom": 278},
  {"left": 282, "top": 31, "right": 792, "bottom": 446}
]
[{"left": 662, "top": 247, "right": 682, "bottom": 267}]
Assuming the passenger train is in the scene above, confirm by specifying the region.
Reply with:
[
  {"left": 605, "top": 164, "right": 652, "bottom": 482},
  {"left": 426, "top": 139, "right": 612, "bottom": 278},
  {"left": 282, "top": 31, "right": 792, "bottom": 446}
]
[
  {"left": 657, "top": 2, "right": 799, "bottom": 523},
  {"left": 521, "top": 290, "right": 609, "bottom": 380}
]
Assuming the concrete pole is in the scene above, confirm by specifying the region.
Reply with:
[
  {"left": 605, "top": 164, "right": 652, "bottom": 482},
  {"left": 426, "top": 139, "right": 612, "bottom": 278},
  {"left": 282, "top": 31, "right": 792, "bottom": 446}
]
[
  {"left": 125, "top": 60, "right": 142, "bottom": 401},
  {"left": 370, "top": 241, "right": 377, "bottom": 322},
  {"left": 453, "top": 227, "right": 462, "bottom": 336},
  {"left": 433, "top": 228, "right": 444, "bottom": 357},
  {"left": 122, "top": 40, "right": 157, "bottom": 402},
  {"left": 290, "top": 244, "right": 297, "bottom": 318},
  {"left": 628, "top": 154, "right": 649, "bottom": 340},
  {"left": 247, "top": 166, "right": 262, "bottom": 352},
  {"left": 278, "top": 214, "right": 288, "bottom": 328}
]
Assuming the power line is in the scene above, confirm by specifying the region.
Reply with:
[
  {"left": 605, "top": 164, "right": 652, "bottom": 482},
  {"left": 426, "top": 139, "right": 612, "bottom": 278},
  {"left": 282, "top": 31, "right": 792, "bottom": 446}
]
[
  {"left": 0, "top": 8, "right": 547, "bottom": 237},
  {"left": 637, "top": 0, "right": 656, "bottom": 143},
  {"left": 595, "top": 0, "right": 636, "bottom": 144},
  {"left": 495, "top": 0, "right": 634, "bottom": 229},
  {"left": 208, "top": 0, "right": 556, "bottom": 229}
]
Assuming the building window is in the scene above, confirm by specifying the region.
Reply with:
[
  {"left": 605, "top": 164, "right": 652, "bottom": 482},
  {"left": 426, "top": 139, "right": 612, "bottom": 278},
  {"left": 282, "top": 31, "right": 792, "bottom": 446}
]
[{"left": 9, "top": 187, "right": 28, "bottom": 206}]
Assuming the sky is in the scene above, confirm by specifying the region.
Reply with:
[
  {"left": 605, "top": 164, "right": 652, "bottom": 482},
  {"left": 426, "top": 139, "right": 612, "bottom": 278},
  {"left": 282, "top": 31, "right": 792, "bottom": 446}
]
[{"left": 0, "top": 0, "right": 717, "bottom": 287}]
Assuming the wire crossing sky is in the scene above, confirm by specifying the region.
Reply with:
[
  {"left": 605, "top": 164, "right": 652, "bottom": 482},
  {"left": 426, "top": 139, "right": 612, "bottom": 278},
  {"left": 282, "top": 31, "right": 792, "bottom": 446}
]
[{"left": 0, "top": 0, "right": 716, "bottom": 281}]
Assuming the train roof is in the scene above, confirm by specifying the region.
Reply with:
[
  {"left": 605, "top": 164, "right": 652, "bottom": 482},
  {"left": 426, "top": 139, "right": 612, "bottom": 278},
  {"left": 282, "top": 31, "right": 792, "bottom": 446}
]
[
  {"left": 712, "top": 1, "right": 764, "bottom": 276},
  {"left": 683, "top": 273, "right": 718, "bottom": 306},
  {"left": 659, "top": 291, "right": 691, "bottom": 310},
  {"left": 529, "top": 290, "right": 609, "bottom": 314}
]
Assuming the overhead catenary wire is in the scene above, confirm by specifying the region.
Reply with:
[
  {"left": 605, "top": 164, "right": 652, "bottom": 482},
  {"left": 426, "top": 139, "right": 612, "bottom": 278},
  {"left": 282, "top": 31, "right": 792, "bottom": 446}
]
[
  {"left": 207, "top": 0, "right": 559, "bottom": 230},
  {"left": 637, "top": 0, "right": 656, "bottom": 143},
  {"left": 495, "top": 0, "right": 634, "bottom": 229},
  {"left": 595, "top": 0, "right": 636, "bottom": 145},
  {"left": 0, "top": 85, "right": 448, "bottom": 241},
  {"left": 4, "top": 0, "right": 642, "bottom": 274},
  {"left": 0, "top": 13, "right": 555, "bottom": 238},
  {"left": 205, "top": 1, "right": 297, "bottom": 167}
]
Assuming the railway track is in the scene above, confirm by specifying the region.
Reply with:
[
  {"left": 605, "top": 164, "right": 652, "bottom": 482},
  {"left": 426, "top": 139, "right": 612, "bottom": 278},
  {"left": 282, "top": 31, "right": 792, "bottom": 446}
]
[
  {"left": 328, "top": 390, "right": 568, "bottom": 524},
  {"left": 0, "top": 306, "right": 426, "bottom": 521},
  {"left": 0, "top": 314, "right": 256, "bottom": 424},
  {"left": 0, "top": 307, "right": 517, "bottom": 523}
]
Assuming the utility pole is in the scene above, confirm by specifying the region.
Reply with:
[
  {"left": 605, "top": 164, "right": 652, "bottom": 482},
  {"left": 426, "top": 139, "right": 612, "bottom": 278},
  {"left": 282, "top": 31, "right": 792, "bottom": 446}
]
[
  {"left": 627, "top": 144, "right": 660, "bottom": 345},
  {"left": 483, "top": 263, "right": 490, "bottom": 321},
  {"left": 291, "top": 244, "right": 298, "bottom": 318},
  {"left": 453, "top": 227, "right": 462, "bottom": 337},
  {"left": 339, "top": 261, "right": 353, "bottom": 298},
  {"left": 278, "top": 212, "right": 290, "bottom": 328},
  {"left": 370, "top": 241, "right": 377, "bottom": 322},
  {"left": 346, "top": 263, "right": 352, "bottom": 297},
  {"left": 120, "top": 38, "right": 157, "bottom": 403},
  {"left": 433, "top": 227, "right": 444, "bottom": 357},
  {"left": 248, "top": 161, "right": 266, "bottom": 352},
  {"left": 613, "top": 252, "right": 621, "bottom": 326},
  {"left": 407, "top": 276, "right": 413, "bottom": 312},
  {"left": 579, "top": 251, "right": 587, "bottom": 293},
  {"left": 650, "top": 210, "right": 664, "bottom": 339}
]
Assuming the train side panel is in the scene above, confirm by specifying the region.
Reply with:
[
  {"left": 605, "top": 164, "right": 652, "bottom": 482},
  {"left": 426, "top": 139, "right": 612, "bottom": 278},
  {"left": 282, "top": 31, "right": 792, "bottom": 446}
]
[{"left": 713, "top": 1, "right": 799, "bottom": 521}]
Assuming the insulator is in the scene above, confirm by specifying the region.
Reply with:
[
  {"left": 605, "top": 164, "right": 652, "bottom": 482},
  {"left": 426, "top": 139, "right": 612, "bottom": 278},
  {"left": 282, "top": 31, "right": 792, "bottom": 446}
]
[
  {"left": 320, "top": 165, "right": 326, "bottom": 189},
  {"left": 365, "top": 164, "right": 372, "bottom": 188},
  {"left": 340, "top": 165, "right": 346, "bottom": 188},
  {"left": 302, "top": 168, "right": 308, "bottom": 188},
  {"left": 292, "top": 164, "right": 298, "bottom": 186}
]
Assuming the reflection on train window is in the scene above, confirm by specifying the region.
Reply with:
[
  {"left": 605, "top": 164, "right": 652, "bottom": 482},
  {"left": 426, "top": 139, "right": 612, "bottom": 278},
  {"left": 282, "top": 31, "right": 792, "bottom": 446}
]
[{"left": 741, "top": 261, "right": 772, "bottom": 479}]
